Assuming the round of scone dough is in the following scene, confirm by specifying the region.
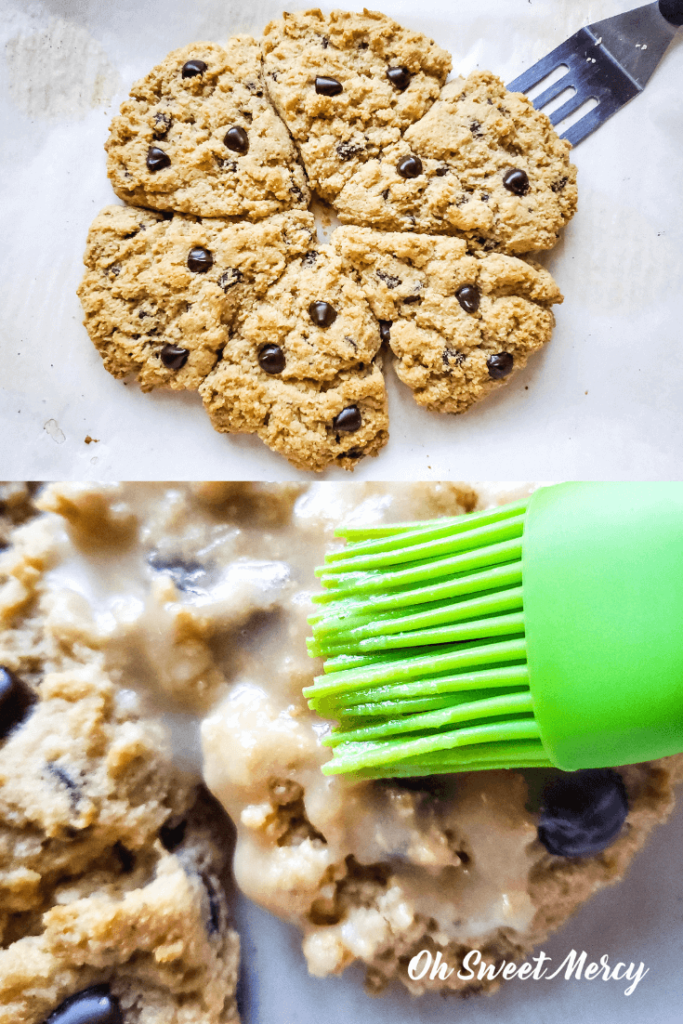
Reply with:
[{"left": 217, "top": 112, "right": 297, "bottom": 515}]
[
  {"left": 199, "top": 248, "right": 389, "bottom": 471},
  {"left": 78, "top": 205, "right": 316, "bottom": 392},
  {"left": 261, "top": 8, "right": 451, "bottom": 196},
  {"left": 333, "top": 225, "right": 562, "bottom": 413},
  {"left": 106, "top": 38, "right": 310, "bottom": 219},
  {"left": 0, "top": 661, "right": 239, "bottom": 1024}
]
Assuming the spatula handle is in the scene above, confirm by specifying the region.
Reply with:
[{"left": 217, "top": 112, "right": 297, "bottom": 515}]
[{"left": 660, "top": 0, "right": 683, "bottom": 26}]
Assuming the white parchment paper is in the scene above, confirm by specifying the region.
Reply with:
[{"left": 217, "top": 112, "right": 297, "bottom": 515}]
[{"left": 0, "top": 0, "right": 682, "bottom": 480}]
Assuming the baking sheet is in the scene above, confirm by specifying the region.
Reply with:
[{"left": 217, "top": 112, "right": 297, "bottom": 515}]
[{"left": 1, "top": 0, "right": 682, "bottom": 480}]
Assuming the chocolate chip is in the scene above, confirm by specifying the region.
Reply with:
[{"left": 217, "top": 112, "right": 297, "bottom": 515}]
[
  {"left": 376, "top": 269, "right": 401, "bottom": 289},
  {"left": 46, "top": 985, "right": 122, "bottom": 1024},
  {"left": 386, "top": 65, "right": 411, "bottom": 90},
  {"left": 358, "top": 41, "right": 369, "bottom": 50},
  {"left": 187, "top": 247, "right": 213, "bottom": 274},
  {"left": 470, "top": 120, "right": 483, "bottom": 137},
  {"left": 435, "top": 166, "right": 449, "bottom": 177},
  {"left": 146, "top": 146, "right": 171, "bottom": 172},
  {"left": 47, "top": 763, "right": 80, "bottom": 806},
  {"left": 148, "top": 554, "right": 206, "bottom": 592},
  {"left": 345, "top": 448, "right": 365, "bottom": 459},
  {"left": 487, "top": 352, "right": 514, "bottom": 379},
  {"left": 379, "top": 320, "right": 391, "bottom": 343},
  {"left": 456, "top": 284, "right": 480, "bottom": 314},
  {"left": 202, "top": 873, "right": 223, "bottom": 935},
  {"left": 182, "top": 59, "right": 208, "bottom": 79},
  {"left": 153, "top": 112, "right": 172, "bottom": 137},
  {"left": 551, "top": 176, "right": 568, "bottom": 193},
  {"left": 336, "top": 140, "right": 363, "bottom": 162},
  {"left": 333, "top": 406, "right": 361, "bottom": 432},
  {"left": 160, "top": 345, "right": 189, "bottom": 370},
  {"left": 309, "top": 301, "right": 337, "bottom": 328},
  {"left": 443, "top": 347, "right": 465, "bottom": 368},
  {"left": 218, "top": 268, "right": 243, "bottom": 291},
  {"left": 315, "top": 76, "right": 343, "bottom": 96},
  {"left": 114, "top": 842, "right": 135, "bottom": 873},
  {"left": 258, "top": 344, "right": 286, "bottom": 374},
  {"left": 0, "top": 667, "right": 36, "bottom": 741},
  {"left": 302, "top": 250, "right": 319, "bottom": 266},
  {"left": 396, "top": 154, "right": 422, "bottom": 179},
  {"left": 160, "top": 817, "right": 187, "bottom": 852},
  {"left": 321, "top": 36, "right": 330, "bottom": 48},
  {"left": 224, "top": 126, "right": 249, "bottom": 155},
  {"left": 503, "top": 168, "right": 529, "bottom": 196}
]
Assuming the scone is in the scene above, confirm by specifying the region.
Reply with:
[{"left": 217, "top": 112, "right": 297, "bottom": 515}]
[
  {"left": 333, "top": 225, "right": 562, "bottom": 412},
  {"left": 78, "top": 205, "right": 316, "bottom": 392},
  {"left": 261, "top": 8, "right": 451, "bottom": 198},
  {"left": 263, "top": 11, "right": 575, "bottom": 254},
  {"left": 199, "top": 248, "right": 389, "bottom": 471},
  {"left": 0, "top": 509, "right": 240, "bottom": 1024},
  {"left": 2, "top": 483, "right": 680, "bottom": 1002},
  {"left": 106, "top": 39, "right": 310, "bottom": 219}
]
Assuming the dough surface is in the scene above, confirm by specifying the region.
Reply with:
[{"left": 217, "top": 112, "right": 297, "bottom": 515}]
[
  {"left": 334, "top": 225, "right": 563, "bottom": 412},
  {"left": 106, "top": 38, "right": 310, "bottom": 219}
]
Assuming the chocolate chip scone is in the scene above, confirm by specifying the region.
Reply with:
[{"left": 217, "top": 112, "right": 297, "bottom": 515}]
[
  {"left": 261, "top": 8, "right": 451, "bottom": 200},
  {"left": 106, "top": 38, "right": 309, "bottom": 219},
  {"left": 199, "top": 248, "right": 389, "bottom": 471},
  {"left": 334, "top": 225, "right": 562, "bottom": 413},
  {"left": 263, "top": 10, "right": 576, "bottom": 254},
  {"left": 0, "top": 517, "right": 240, "bottom": 1024},
  {"left": 78, "top": 205, "right": 316, "bottom": 392}
]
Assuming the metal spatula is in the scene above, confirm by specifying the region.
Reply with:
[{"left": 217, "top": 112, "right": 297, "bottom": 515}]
[{"left": 507, "top": 0, "right": 683, "bottom": 146}]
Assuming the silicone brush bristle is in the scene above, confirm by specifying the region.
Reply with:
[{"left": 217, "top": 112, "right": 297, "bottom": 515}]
[{"left": 306, "top": 500, "right": 553, "bottom": 778}]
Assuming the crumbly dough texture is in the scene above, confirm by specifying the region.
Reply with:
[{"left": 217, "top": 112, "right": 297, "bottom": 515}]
[
  {"left": 0, "top": 517, "right": 240, "bottom": 1024},
  {"left": 78, "top": 204, "right": 316, "bottom": 392},
  {"left": 334, "top": 226, "right": 563, "bottom": 412},
  {"left": 200, "top": 249, "right": 389, "bottom": 470},
  {"left": 106, "top": 39, "right": 310, "bottom": 219},
  {"left": 261, "top": 8, "right": 450, "bottom": 197},
  {"left": 322, "top": 71, "right": 577, "bottom": 252}
]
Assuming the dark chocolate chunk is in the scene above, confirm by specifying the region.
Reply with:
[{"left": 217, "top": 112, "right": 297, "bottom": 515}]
[
  {"left": 0, "top": 666, "right": 36, "bottom": 741},
  {"left": 487, "top": 352, "right": 514, "bottom": 379},
  {"left": 146, "top": 146, "right": 171, "bottom": 172},
  {"left": 315, "top": 76, "right": 343, "bottom": 96},
  {"left": 333, "top": 406, "right": 362, "bottom": 432},
  {"left": 443, "top": 347, "right": 466, "bottom": 368},
  {"left": 503, "top": 167, "right": 529, "bottom": 196},
  {"left": 218, "top": 268, "right": 243, "bottom": 292},
  {"left": 46, "top": 985, "right": 122, "bottom": 1024},
  {"left": 386, "top": 65, "right": 411, "bottom": 91},
  {"left": 148, "top": 554, "right": 206, "bottom": 592},
  {"left": 308, "top": 301, "right": 337, "bottom": 328},
  {"left": 258, "top": 344, "right": 286, "bottom": 375},
  {"left": 396, "top": 154, "right": 423, "bottom": 179},
  {"left": 455, "top": 284, "right": 481, "bottom": 314},
  {"left": 182, "top": 59, "right": 208, "bottom": 79},
  {"left": 345, "top": 448, "right": 365, "bottom": 459},
  {"left": 160, "top": 817, "right": 187, "bottom": 852},
  {"left": 379, "top": 320, "right": 392, "bottom": 343},
  {"left": 551, "top": 176, "right": 568, "bottom": 193},
  {"left": 470, "top": 120, "right": 483, "bottom": 137},
  {"left": 187, "top": 247, "right": 213, "bottom": 273},
  {"left": 302, "top": 250, "right": 319, "bottom": 266},
  {"left": 224, "top": 126, "right": 249, "bottom": 155},
  {"left": 538, "top": 769, "right": 629, "bottom": 858},
  {"left": 435, "top": 166, "right": 449, "bottom": 177},
  {"left": 336, "top": 140, "right": 363, "bottom": 162},
  {"left": 160, "top": 345, "right": 189, "bottom": 370}
]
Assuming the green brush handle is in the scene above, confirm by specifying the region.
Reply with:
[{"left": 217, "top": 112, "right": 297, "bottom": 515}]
[{"left": 305, "top": 483, "right": 683, "bottom": 779}]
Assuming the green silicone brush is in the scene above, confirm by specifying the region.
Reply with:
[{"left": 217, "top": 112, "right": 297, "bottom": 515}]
[{"left": 305, "top": 483, "right": 683, "bottom": 779}]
